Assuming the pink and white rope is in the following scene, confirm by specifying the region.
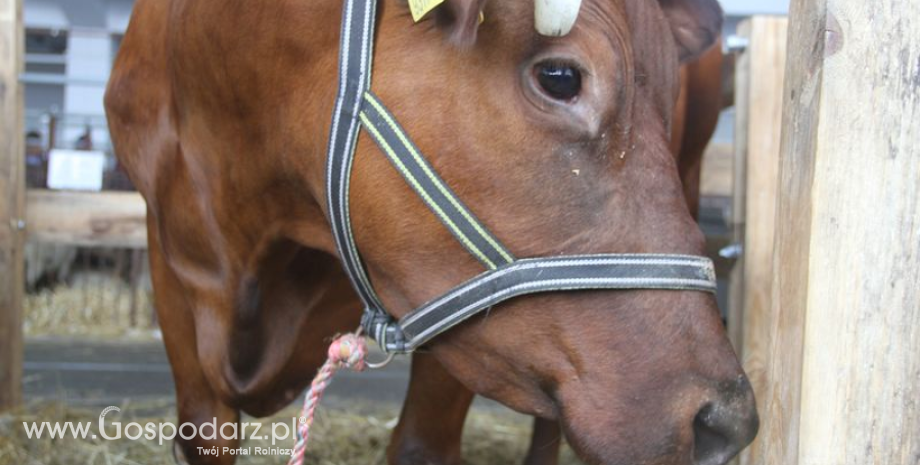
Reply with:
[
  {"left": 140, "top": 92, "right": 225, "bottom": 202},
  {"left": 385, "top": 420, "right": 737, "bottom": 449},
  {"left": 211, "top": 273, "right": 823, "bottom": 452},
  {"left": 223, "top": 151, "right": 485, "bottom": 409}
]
[{"left": 288, "top": 333, "right": 367, "bottom": 465}]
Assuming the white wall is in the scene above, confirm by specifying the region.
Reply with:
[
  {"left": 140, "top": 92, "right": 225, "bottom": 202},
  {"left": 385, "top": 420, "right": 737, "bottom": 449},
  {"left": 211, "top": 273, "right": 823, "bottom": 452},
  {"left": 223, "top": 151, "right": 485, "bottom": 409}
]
[
  {"left": 721, "top": 0, "right": 789, "bottom": 16},
  {"left": 63, "top": 29, "right": 110, "bottom": 115},
  {"left": 23, "top": 0, "right": 68, "bottom": 29},
  {"left": 24, "top": 0, "right": 119, "bottom": 149}
]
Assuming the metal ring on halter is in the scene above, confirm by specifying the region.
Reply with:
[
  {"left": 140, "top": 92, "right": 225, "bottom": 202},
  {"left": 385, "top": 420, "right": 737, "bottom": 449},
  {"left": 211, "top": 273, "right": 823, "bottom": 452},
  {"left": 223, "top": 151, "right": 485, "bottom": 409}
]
[
  {"left": 353, "top": 325, "right": 397, "bottom": 369},
  {"left": 365, "top": 352, "right": 396, "bottom": 369}
]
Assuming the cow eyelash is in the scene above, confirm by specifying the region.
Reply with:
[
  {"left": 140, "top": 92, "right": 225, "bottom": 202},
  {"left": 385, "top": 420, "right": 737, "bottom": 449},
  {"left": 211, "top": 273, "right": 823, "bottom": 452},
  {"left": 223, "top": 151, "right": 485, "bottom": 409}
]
[{"left": 538, "top": 59, "right": 589, "bottom": 78}]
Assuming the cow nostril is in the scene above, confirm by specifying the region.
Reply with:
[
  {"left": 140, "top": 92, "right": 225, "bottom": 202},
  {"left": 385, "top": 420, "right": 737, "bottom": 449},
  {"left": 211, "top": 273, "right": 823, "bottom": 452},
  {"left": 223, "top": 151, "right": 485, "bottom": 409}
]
[
  {"left": 692, "top": 404, "right": 733, "bottom": 465},
  {"left": 691, "top": 396, "right": 759, "bottom": 465}
]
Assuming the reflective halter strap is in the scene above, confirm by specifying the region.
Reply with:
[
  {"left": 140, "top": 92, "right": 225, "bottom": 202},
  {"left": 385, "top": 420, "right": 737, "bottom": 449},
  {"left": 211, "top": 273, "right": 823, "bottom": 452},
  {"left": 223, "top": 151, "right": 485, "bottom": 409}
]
[{"left": 325, "top": 0, "right": 717, "bottom": 354}]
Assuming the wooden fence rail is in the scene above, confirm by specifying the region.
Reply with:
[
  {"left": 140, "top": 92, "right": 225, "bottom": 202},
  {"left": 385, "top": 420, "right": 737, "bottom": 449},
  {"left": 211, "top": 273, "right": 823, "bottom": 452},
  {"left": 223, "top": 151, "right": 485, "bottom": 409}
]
[{"left": 26, "top": 190, "right": 147, "bottom": 248}]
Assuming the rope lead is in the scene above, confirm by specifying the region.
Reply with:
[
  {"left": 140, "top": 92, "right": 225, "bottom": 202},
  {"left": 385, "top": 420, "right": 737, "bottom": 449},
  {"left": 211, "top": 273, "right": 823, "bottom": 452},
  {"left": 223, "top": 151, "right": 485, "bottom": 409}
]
[{"left": 288, "top": 333, "right": 368, "bottom": 465}]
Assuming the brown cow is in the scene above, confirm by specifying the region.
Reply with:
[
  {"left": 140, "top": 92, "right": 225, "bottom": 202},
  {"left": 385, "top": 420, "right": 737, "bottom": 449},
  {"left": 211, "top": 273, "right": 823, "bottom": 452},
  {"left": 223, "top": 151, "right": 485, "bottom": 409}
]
[{"left": 105, "top": 1, "right": 757, "bottom": 464}]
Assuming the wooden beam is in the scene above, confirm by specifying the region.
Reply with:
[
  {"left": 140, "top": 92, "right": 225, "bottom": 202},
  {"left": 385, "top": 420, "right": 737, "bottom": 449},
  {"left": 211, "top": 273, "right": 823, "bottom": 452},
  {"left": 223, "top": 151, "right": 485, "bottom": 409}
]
[
  {"left": 699, "top": 142, "right": 732, "bottom": 199},
  {"left": 733, "top": 16, "right": 788, "bottom": 465},
  {"left": 25, "top": 190, "right": 147, "bottom": 248},
  {"left": 727, "top": 20, "right": 752, "bottom": 351},
  {"left": 0, "top": 0, "right": 25, "bottom": 411},
  {"left": 752, "top": 2, "right": 920, "bottom": 464}
]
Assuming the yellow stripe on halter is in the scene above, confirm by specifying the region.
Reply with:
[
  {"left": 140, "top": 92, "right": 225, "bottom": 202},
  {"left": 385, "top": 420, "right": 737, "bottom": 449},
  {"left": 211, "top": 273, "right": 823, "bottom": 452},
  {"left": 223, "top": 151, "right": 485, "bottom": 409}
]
[
  {"left": 359, "top": 111, "right": 498, "bottom": 270},
  {"left": 363, "top": 93, "right": 514, "bottom": 264}
]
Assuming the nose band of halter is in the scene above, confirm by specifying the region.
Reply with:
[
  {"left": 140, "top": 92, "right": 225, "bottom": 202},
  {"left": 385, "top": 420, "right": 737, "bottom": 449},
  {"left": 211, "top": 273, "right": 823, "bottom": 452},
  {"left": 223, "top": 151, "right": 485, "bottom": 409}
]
[{"left": 326, "top": 0, "right": 716, "bottom": 354}]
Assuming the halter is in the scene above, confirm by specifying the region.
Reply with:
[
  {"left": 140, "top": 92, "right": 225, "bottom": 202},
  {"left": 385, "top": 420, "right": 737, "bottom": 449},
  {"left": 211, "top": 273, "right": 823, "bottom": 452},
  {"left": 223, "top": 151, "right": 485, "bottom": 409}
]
[{"left": 326, "top": 0, "right": 716, "bottom": 354}]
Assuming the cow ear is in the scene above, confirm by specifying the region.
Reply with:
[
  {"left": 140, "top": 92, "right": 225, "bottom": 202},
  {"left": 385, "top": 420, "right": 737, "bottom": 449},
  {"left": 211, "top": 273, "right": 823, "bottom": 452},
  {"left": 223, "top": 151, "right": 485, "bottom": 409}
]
[
  {"left": 659, "top": 0, "right": 723, "bottom": 62},
  {"left": 434, "top": 0, "right": 488, "bottom": 48}
]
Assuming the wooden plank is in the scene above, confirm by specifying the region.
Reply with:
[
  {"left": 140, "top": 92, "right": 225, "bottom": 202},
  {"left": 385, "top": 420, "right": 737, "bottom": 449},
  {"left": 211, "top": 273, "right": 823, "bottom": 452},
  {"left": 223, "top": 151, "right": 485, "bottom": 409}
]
[
  {"left": 735, "top": 16, "right": 787, "bottom": 465},
  {"left": 0, "top": 0, "right": 25, "bottom": 411},
  {"left": 25, "top": 190, "right": 148, "bottom": 248},
  {"left": 699, "top": 142, "right": 732, "bottom": 199},
  {"left": 746, "top": 7, "right": 817, "bottom": 461},
  {"left": 754, "top": 2, "right": 920, "bottom": 464},
  {"left": 727, "top": 19, "right": 751, "bottom": 351}
]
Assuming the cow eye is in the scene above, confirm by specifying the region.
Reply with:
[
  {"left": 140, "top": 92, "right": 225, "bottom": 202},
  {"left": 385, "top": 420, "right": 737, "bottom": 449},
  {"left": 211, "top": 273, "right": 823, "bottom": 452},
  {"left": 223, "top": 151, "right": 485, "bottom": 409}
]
[{"left": 534, "top": 61, "right": 582, "bottom": 101}]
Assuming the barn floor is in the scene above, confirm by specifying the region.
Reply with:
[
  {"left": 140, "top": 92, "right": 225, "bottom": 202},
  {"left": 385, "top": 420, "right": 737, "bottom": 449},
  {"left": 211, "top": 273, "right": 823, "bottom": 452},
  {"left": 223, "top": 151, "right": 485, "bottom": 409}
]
[{"left": 7, "top": 338, "right": 583, "bottom": 465}]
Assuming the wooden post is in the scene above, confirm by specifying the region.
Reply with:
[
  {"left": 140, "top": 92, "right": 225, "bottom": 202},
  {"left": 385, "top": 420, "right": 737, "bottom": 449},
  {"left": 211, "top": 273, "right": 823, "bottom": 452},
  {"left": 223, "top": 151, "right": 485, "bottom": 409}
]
[
  {"left": 726, "top": 20, "right": 751, "bottom": 350},
  {"left": 730, "top": 16, "right": 788, "bottom": 465},
  {"left": 25, "top": 190, "right": 148, "bottom": 248},
  {"left": 0, "top": 0, "right": 25, "bottom": 411},
  {"left": 750, "top": 1, "right": 920, "bottom": 464}
]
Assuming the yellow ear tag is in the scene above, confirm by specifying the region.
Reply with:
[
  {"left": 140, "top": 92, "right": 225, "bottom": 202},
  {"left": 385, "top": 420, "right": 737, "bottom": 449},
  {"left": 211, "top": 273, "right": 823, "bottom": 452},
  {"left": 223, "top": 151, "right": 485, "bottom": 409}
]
[
  {"left": 478, "top": 10, "right": 485, "bottom": 24},
  {"left": 408, "top": 0, "right": 445, "bottom": 22}
]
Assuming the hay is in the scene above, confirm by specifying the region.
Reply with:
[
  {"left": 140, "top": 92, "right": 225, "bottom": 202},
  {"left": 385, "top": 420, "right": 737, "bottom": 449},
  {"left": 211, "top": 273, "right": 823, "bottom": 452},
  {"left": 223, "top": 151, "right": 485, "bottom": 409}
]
[
  {"left": 0, "top": 402, "right": 583, "bottom": 465},
  {"left": 23, "top": 273, "right": 157, "bottom": 339}
]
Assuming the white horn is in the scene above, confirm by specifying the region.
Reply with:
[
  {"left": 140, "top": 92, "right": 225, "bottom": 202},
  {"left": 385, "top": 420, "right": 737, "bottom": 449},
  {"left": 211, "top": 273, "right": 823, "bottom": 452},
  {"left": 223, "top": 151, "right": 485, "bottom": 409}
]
[{"left": 534, "top": 0, "right": 582, "bottom": 37}]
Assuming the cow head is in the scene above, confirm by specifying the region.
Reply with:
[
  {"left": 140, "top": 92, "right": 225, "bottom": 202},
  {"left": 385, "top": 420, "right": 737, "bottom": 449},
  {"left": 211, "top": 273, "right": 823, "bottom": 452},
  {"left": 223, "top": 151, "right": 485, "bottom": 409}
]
[
  {"left": 144, "top": 0, "right": 755, "bottom": 462},
  {"left": 343, "top": 0, "right": 757, "bottom": 463}
]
